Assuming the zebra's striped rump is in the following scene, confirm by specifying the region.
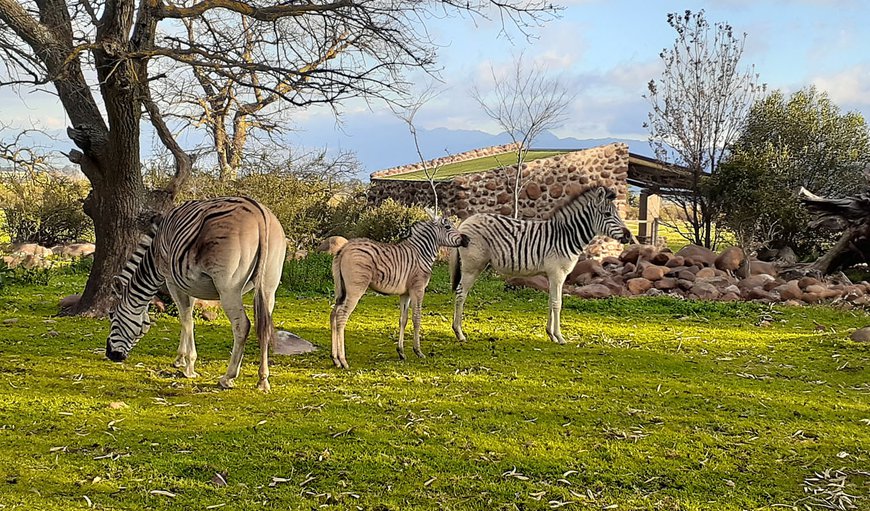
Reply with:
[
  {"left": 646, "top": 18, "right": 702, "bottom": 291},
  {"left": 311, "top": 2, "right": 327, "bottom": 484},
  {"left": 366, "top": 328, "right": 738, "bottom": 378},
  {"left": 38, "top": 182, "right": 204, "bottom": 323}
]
[{"left": 106, "top": 197, "right": 286, "bottom": 391}]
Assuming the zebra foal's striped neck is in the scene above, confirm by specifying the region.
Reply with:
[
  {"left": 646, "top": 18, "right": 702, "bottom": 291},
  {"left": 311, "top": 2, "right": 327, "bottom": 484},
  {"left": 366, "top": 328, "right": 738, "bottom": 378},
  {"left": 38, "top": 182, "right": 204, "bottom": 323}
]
[{"left": 400, "top": 224, "right": 441, "bottom": 268}]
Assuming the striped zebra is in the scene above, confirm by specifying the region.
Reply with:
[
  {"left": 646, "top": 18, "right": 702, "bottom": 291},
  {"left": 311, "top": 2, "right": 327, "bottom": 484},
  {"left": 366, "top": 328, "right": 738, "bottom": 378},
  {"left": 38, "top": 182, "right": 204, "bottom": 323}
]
[
  {"left": 450, "top": 187, "right": 631, "bottom": 345},
  {"left": 106, "top": 197, "right": 286, "bottom": 392},
  {"left": 330, "top": 217, "right": 469, "bottom": 369}
]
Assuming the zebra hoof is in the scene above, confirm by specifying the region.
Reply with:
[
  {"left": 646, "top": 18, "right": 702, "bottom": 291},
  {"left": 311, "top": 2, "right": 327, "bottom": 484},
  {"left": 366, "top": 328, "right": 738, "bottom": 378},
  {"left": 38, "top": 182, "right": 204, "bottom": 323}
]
[
  {"left": 218, "top": 376, "right": 235, "bottom": 389},
  {"left": 397, "top": 349, "right": 406, "bottom": 361},
  {"left": 413, "top": 349, "right": 425, "bottom": 359},
  {"left": 257, "top": 379, "right": 271, "bottom": 393},
  {"left": 182, "top": 369, "right": 199, "bottom": 379},
  {"left": 339, "top": 359, "right": 350, "bottom": 370},
  {"left": 172, "top": 356, "right": 185, "bottom": 368}
]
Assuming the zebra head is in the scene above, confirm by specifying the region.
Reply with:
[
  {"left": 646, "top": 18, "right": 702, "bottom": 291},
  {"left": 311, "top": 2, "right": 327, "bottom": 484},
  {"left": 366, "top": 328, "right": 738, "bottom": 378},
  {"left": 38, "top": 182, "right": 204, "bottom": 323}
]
[
  {"left": 589, "top": 187, "right": 632, "bottom": 243},
  {"left": 106, "top": 276, "right": 152, "bottom": 362},
  {"left": 432, "top": 216, "right": 469, "bottom": 247}
]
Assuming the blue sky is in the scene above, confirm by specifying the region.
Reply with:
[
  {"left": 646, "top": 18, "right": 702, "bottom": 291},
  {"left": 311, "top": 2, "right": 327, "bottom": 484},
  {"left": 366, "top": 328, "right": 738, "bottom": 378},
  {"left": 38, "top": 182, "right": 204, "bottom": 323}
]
[
  {"left": 2, "top": 0, "right": 869, "bottom": 174},
  {"left": 286, "top": 0, "right": 870, "bottom": 171}
]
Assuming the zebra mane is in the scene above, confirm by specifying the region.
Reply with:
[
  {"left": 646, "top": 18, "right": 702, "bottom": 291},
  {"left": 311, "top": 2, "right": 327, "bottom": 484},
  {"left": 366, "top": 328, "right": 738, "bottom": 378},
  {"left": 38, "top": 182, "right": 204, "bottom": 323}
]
[
  {"left": 548, "top": 186, "right": 608, "bottom": 222},
  {"left": 116, "top": 219, "right": 161, "bottom": 285}
]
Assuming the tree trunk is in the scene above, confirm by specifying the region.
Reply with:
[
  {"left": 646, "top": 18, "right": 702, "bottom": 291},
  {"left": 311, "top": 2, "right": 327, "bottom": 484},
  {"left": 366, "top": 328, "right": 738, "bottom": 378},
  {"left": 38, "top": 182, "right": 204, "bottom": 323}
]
[
  {"left": 812, "top": 229, "right": 857, "bottom": 275},
  {"left": 74, "top": 173, "right": 146, "bottom": 316}
]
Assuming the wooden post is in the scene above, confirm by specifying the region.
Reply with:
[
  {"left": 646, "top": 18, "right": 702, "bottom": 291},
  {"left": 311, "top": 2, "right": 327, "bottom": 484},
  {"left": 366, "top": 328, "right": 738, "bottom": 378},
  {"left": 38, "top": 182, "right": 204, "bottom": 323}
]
[{"left": 637, "top": 190, "right": 661, "bottom": 244}]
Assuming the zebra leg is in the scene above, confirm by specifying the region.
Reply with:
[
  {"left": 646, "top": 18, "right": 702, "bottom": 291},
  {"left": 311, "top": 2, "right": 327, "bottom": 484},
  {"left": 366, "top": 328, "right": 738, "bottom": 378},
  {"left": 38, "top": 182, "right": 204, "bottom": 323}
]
[
  {"left": 333, "top": 289, "right": 364, "bottom": 369},
  {"left": 397, "top": 294, "right": 410, "bottom": 360},
  {"left": 167, "top": 285, "right": 198, "bottom": 377},
  {"left": 452, "top": 270, "right": 480, "bottom": 342},
  {"left": 411, "top": 289, "right": 425, "bottom": 359},
  {"left": 218, "top": 293, "right": 251, "bottom": 389},
  {"left": 546, "top": 272, "right": 568, "bottom": 345},
  {"left": 256, "top": 291, "right": 276, "bottom": 393}
]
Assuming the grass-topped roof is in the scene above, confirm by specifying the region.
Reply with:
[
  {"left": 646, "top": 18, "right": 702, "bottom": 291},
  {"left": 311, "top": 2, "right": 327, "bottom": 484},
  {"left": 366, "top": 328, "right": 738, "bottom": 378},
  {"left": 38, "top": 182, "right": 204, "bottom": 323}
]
[{"left": 377, "top": 149, "right": 571, "bottom": 182}]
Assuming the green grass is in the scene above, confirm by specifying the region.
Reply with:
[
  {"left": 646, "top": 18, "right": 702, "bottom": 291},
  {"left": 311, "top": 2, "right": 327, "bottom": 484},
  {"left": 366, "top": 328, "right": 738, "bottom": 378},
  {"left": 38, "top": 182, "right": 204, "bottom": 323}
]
[
  {"left": 1, "top": 266, "right": 869, "bottom": 510},
  {"left": 381, "top": 150, "right": 570, "bottom": 182}
]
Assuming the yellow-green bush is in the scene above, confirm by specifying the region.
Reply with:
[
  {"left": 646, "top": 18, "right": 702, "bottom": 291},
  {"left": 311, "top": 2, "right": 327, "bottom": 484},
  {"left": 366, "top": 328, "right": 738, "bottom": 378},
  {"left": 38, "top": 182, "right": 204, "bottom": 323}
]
[
  {"left": 0, "top": 171, "right": 93, "bottom": 246},
  {"left": 353, "top": 198, "right": 431, "bottom": 243}
]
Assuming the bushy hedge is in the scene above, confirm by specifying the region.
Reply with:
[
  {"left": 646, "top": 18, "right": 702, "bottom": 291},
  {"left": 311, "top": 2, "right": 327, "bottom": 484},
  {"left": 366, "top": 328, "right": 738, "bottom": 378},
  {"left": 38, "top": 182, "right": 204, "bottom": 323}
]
[
  {"left": 0, "top": 171, "right": 93, "bottom": 246},
  {"left": 352, "top": 198, "right": 431, "bottom": 243}
]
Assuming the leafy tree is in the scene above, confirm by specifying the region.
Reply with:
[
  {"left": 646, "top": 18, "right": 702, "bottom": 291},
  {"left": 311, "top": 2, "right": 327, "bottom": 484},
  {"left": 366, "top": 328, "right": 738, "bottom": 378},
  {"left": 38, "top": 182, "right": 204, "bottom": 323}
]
[
  {"left": 0, "top": 0, "right": 554, "bottom": 315},
  {"left": 645, "top": 9, "right": 764, "bottom": 249},
  {"left": 710, "top": 87, "right": 870, "bottom": 258}
]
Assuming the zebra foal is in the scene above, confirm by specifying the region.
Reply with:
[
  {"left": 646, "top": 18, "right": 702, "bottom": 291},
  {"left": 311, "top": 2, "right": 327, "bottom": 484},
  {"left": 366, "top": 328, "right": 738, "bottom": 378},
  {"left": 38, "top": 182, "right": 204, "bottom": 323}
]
[
  {"left": 451, "top": 187, "right": 631, "bottom": 345},
  {"left": 106, "top": 197, "right": 286, "bottom": 392},
  {"left": 330, "top": 217, "right": 469, "bottom": 369}
]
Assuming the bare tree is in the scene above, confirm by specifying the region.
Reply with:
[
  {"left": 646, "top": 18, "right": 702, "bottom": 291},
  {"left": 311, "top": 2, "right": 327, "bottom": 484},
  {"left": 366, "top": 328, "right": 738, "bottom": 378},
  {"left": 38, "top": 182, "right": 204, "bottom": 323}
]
[
  {"left": 0, "top": 0, "right": 556, "bottom": 315},
  {"left": 472, "top": 52, "right": 573, "bottom": 218},
  {"left": 645, "top": 9, "right": 764, "bottom": 249},
  {"left": 390, "top": 85, "right": 446, "bottom": 216}
]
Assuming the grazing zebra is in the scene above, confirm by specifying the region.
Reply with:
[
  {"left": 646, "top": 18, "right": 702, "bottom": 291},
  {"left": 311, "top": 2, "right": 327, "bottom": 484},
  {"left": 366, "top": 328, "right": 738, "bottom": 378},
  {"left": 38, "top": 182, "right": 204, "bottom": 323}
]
[
  {"left": 330, "top": 218, "right": 469, "bottom": 369},
  {"left": 451, "top": 187, "right": 631, "bottom": 345},
  {"left": 106, "top": 197, "right": 286, "bottom": 392}
]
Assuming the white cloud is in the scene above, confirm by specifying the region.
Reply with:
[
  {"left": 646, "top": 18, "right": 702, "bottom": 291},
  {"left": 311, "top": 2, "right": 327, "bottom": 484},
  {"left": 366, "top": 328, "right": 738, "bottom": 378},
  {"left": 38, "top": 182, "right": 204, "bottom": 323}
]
[{"left": 812, "top": 64, "right": 870, "bottom": 108}]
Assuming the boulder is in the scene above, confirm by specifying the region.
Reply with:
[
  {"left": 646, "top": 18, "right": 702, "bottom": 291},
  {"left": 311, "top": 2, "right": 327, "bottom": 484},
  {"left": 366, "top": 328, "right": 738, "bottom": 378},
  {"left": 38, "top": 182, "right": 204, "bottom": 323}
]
[
  {"left": 654, "top": 277, "right": 678, "bottom": 290},
  {"left": 719, "top": 292, "right": 741, "bottom": 301},
  {"left": 676, "top": 270, "right": 696, "bottom": 282},
  {"left": 11, "top": 243, "right": 52, "bottom": 257},
  {"left": 850, "top": 327, "right": 870, "bottom": 343},
  {"left": 677, "top": 278, "right": 695, "bottom": 290},
  {"left": 619, "top": 244, "right": 658, "bottom": 264},
  {"left": 749, "top": 259, "right": 778, "bottom": 276},
  {"left": 59, "top": 294, "right": 81, "bottom": 311},
  {"left": 568, "top": 259, "right": 607, "bottom": 285},
  {"left": 776, "top": 281, "right": 803, "bottom": 301},
  {"left": 665, "top": 255, "right": 685, "bottom": 268},
  {"left": 506, "top": 276, "right": 549, "bottom": 292},
  {"left": 798, "top": 276, "right": 820, "bottom": 290},
  {"left": 737, "top": 274, "right": 775, "bottom": 290},
  {"left": 573, "top": 284, "right": 612, "bottom": 299},
  {"left": 626, "top": 278, "right": 654, "bottom": 295},
  {"left": 651, "top": 251, "right": 672, "bottom": 266},
  {"left": 601, "top": 256, "right": 622, "bottom": 268},
  {"left": 317, "top": 236, "right": 348, "bottom": 255},
  {"left": 695, "top": 267, "right": 719, "bottom": 279},
  {"left": 804, "top": 284, "right": 827, "bottom": 295},
  {"left": 676, "top": 245, "right": 717, "bottom": 267},
  {"left": 641, "top": 265, "right": 667, "bottom": 281},
  {"left": 715, "top": 247, "right": 745, "bottom": 271},
  {"left": 746, "top": 287, "right": 772, "bottom": 301},
  {"left": 690, "top": 281, "right": 720, "bottom": 300},
  {"left": 51, "top": 243, "right": 96, "bottom": 258}
]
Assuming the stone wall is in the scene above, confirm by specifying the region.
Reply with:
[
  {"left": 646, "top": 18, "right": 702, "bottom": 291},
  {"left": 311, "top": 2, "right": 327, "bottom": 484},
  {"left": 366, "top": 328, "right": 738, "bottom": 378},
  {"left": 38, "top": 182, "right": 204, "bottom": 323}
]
[{"left": 368, "top": 143, "right": 629, "bottom": 220}]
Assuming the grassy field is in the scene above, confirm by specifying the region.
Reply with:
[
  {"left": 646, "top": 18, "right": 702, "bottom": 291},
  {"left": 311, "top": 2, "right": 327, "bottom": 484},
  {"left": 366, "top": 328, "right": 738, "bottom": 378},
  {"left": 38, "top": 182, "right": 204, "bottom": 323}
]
[
  {"left": 380, "top": 150, "right": 570, "bottom": 182},
  {"left": 1, "top": 265, "right": 869, "bottom": 510}
]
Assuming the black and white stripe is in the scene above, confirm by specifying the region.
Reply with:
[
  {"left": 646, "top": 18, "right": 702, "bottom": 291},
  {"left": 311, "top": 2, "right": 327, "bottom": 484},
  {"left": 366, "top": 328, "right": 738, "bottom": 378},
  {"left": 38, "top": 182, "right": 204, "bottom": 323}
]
[
  {"left": 106, "top": 197, "right": 286, "bottom": 391},
  {"left": 451, "top": 186, "right": 631, "bottom": 344},
  {"left": 330, "top": 217, "right": 469, "bottom": 368}
]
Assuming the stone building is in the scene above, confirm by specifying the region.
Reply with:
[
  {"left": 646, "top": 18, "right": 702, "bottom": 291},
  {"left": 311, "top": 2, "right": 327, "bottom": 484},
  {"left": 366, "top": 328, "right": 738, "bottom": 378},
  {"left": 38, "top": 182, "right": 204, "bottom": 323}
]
[{"left": 368, "top": 142, "right": 692, "bottom": 243}]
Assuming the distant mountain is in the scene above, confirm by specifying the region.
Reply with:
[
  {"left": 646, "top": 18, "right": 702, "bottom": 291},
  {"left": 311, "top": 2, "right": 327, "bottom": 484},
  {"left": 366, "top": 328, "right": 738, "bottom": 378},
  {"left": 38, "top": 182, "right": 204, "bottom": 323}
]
[{"left": 286, "top": 115, "right": 653, "bottom": 180}]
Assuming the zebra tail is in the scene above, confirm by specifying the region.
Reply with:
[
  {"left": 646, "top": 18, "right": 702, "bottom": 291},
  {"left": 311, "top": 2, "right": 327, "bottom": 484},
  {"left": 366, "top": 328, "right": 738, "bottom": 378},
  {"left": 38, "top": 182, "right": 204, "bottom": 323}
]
[
  {"left": 253, "top": 219, "right": 275, "bottom": 349},
  {"left": 332, "top": 250, "right": 347, "bottom": 305},
  {"left": 450, "top": 248, "right": 462, "bottom": 291}
]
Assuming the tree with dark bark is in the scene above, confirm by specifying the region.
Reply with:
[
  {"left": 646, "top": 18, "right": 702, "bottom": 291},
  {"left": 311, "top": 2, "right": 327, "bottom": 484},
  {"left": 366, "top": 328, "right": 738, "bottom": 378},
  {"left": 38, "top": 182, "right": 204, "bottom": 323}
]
[
  {"left": 0, "top": 0, "right": 555, "bottom": 316},
  {"left": 645, "top": 9, "right": 764, "bottom": 249},
  {"left": 472, "top": 52, "right": 573, "bottom": 218}
]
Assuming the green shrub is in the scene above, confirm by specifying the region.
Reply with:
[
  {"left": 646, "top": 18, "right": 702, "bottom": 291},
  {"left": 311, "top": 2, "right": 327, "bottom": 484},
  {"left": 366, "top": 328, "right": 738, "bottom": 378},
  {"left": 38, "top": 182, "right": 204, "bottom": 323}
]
[
  {"left": 0, "top": 171, "right": 93, "bottom": 246},
  {"left": 0, "top": 259, "right": 13, "bottom": 291},
  {"left": 353, "top": 198, "right": 431, "bottom": 243},
  {"left": 282, "top": 251, "right": 334, "bottom": 295}
]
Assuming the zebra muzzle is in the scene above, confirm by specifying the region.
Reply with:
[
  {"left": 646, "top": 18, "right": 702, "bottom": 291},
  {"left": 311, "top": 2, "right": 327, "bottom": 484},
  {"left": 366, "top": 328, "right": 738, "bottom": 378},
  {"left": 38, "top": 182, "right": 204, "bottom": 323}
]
[{"left": 106, "top": 341, "right": 128, "bottom": 362}]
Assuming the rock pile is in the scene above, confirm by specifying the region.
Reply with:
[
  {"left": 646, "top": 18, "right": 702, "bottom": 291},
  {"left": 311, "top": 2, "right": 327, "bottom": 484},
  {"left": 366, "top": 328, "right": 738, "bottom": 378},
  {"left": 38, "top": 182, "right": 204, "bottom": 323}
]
[
  {"left": 509, "top": 244, "right": 870, "bottom": 307},
  {"left": 2, "top": 242, "right": 95, "bottom": 269}
]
